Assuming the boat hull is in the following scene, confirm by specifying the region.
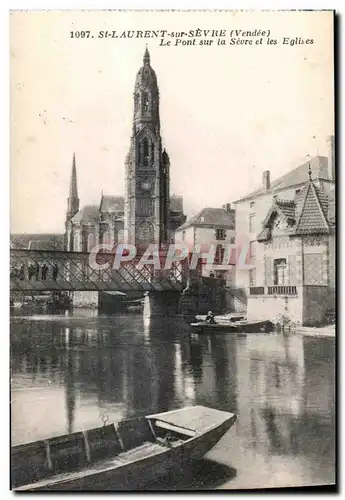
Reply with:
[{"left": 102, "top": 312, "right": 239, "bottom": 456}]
[
  {"left": 190, "top": 320, "right": 273, "bottom": 335},
  {"left": 13, "top": 408, "right": 236, "bottom": 491}
]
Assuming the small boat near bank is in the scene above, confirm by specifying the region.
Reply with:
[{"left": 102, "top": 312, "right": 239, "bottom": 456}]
[
  {"left": 12, "top": 405, "right": 236, "bottom": 491},
  {"left": 190, "top": 319, "right": 274, "bottom": 334}
]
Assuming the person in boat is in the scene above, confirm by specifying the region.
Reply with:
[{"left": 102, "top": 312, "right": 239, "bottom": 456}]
[{"left": 205, "top": 310, "right": 216, "bottom": 324}]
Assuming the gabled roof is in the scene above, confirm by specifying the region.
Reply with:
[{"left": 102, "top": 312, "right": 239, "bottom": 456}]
[
  {"left": 100, "top": 195, "right": 124, "bottom": 213},
  {"left": 235, "top": 156, "right": 329, "bottom": 203},
  {"left": 176, "top": 207, "right": 235, "bottom": 231},
  {"left": 257, "top": 180, "right": 332, "bottom": 240},
  {"left": 261, "top": 200, "right": 296, "bottom": 228},
  {"left": 71, "top": 205, "right": 99, "bottom": 224}
]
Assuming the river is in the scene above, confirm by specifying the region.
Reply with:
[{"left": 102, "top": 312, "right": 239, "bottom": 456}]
[{"left": 10, "top": 309, "right": 335, "bottom": 490}]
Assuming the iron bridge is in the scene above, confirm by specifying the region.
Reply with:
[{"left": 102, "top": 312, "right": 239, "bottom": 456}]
[{"left": 10, "top": 249, "right": 187, "bottom": 293}]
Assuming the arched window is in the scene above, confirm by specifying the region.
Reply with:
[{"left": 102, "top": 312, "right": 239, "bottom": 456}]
[
  {"left": 143, "top": 92, "right": 150, "bottom": 112},
  {"left": 134, "top": 93, "right": 140, "bottom": 112},
  {"left": 151, "top": 143, "right": 155, "bottom": 163},
  {"left": 73, "top": 233, "right": 80, "bottom": 252},
  {"left": 143, "top": 138, "right": 149, "bottom": 166},
  {"left": 103, "top": 230, "right": 111, "bottom": 246},
  {"left": 87, "top": 233, "right": 95, "bottom": 252}
]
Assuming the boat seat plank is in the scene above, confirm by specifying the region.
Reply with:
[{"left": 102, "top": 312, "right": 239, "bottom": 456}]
[
  {"left": 154, "top": 420, "right": 195, "bottom": 437},
  {"left": 48, "top": 431, "right": 87, "bottom": 474},
  {"left": 148, "top": 406, "right": 235, "bottom": 433},
  {"left": 15, "top": 441, "right": 165, "bottom": 491},
  {"left": 86, "top": 424, "right": 122, "bottom": 462},
  {"left": 116, "top": 417, "right": 154, "bottom": 452}
]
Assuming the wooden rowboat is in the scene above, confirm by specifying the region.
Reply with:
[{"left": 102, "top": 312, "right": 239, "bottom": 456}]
[
  {"left": 12, "top": 405, "right": 237, "bottom": 491},
  {"left": 190, "top": 320, "right": 273, "bottom": 334}
]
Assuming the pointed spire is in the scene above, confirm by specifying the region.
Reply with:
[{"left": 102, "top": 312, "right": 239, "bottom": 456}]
[
  {"left": 69, "top": 153, "right": 78, "bottom": 199},
  {"left": 143, "top": 45, "right": 150, "bottom": 65},
  {"left": 66, "top": 153, "right": 79, "bottom": 222}
]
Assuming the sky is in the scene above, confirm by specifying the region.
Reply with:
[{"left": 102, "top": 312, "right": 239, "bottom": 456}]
[{"left": 10, "top": 10, "right": 334, "bottom": 234}]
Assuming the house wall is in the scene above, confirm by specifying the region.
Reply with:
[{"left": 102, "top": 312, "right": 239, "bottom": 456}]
[
  {"left": 234, "top": 179, "right": 333, "bottom": 289},
  {"left": 303, "top": 286, "right": 330, "bottom": 326},
  {"left": 247, "top": 289, "right": 304, "bottom": 324},
  {"left": 248, "top": 233, "right": 332, "bottom": 325},
  {"left": 175, "top": 225, "right": 236, "bottom": 285}
]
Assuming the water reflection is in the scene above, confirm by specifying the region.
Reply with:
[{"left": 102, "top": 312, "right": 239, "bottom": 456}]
[{"left": 11, "top": 312, "right": 335, "bottom": 487}]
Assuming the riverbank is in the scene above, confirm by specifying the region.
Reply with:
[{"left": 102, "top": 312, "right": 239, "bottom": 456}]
[{"left": 298, "top": 325, "right": 336, "bottom": 338}]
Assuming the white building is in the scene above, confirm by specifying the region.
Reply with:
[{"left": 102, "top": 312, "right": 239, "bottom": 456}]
[{"left": 175, "top": 204, "right": 236, "bottom": 286}]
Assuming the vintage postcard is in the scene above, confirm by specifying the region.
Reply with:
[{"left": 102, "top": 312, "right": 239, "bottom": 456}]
[{"left": 10, "top": 9, "right": 335, "bottom": 491}]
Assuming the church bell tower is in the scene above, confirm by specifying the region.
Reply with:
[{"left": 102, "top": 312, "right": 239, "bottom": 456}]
[{"left": 124, "top": 48, "right": 170, "bottom": 249}]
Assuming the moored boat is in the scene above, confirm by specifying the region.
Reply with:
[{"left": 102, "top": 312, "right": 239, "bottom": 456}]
[
  {"left": 190, "top": 319, "right": 274, "bottom": 334},
  {"left": 11, "top": 405, "right": 236, "bottom": 491},
  {"left": 190, "top": 322, "right": 239, "bottom": 333}
]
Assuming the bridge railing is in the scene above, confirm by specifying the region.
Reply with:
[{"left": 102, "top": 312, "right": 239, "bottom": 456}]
[{"left": 10, "top": 249, "right": 186, "bottom": 292}]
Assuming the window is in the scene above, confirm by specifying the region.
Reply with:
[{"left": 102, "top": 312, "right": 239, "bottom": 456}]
[
  {"left": 143, "top": 138, "right": 149, "bottom": 166},
  {"left": 295, "top": 188, "right": 301, "bottom": 195},
  {"left": 134, "top": 93, "right": 140, "bottom": 112},
  {"left": 137, "top": 221, "right": 154, "bottom": 243},
  {"left": 274, "top": 258, "right": 287, "bottom": 285},
  {"left": 250, "top": 201, "right": 255, "bottom": 209},
  {"left": 143, "top": 92, "right": 150, "bottom": 112},
  {"left": 216, "top": 228, "right": 226, "bottom": 240},
  {"left": 87, "top": 234, "right": 95, "bottom": 252},
  {"left": 249, "top": 213, "right": 256, "bottom": 232},
  {"left": 182, "top": 230, "right": 186, "bottom": 242},
  {"left": 137, "top": 198, "right": 154, "bottom": 216},
  {"left": 215, "top": 244, "right": 225, "bottom": 264},
  {"left": 273, "top": 195, "right": 278, "bottom": 202},
  {"left": 229, "top": 236, "right": 235, "bottom": 244},
  {"left": 249, "top": 268, "right": 256, "bottom": 286},
  {"left": 249, "top": 241, "right": 256, "bottom": 262}
]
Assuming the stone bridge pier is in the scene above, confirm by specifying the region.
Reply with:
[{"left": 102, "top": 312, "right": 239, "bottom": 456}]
[{"left": 143, "top": 291, "right": 181, "bottom": 317}]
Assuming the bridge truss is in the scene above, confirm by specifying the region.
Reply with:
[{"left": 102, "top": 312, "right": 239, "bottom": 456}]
[{"left": 10, "top": 249, "right": 187, "bottom": 293}]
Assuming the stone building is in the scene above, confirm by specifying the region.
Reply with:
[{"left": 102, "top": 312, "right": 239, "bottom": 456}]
[
  {"left": 65, "top": 49, "right": 186, "bottom": 255},
  {"left": 234, "top": 136, "right": 335, "bottom": 326},
  {"left": 175, "top": 204, "right": 236, "bottom": 286}
]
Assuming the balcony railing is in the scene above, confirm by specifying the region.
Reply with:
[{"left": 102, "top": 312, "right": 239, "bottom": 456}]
[
  {"left": 268, "top": 286, "right": 297, "bottom": 296},
  {"left": 249, "top": 285, "right": 298, "bottom": 296},
  {"left": 249, "top": 286, "right": 265, "bottom": 295}
]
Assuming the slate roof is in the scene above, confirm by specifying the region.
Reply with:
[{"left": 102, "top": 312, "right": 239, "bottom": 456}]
[
  {"left": 235, "top": 156, "right": 329, "bottom": 203},
  {"left": 176, "top": 207, "right": 235, "bottom": 231},
  {"left": 100, "top": 195, "right": 124, "bottom": 213},
  {"left": 257, "top": 180, "right": 333, "bottom": 240},
  {"left": 275, "top": 200, "right": 295, "bottom": 219},
  {"left": 71, "top": 205, "right": 100, "bottom": 224},
  {"left": 295, "top": 182, "right": 329, "bottom": 235}
]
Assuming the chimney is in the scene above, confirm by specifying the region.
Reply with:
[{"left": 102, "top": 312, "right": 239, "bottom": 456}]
[
  {"left": 222, "top": 203, "right": 232, "bottom": 212},
  {"left": 262, "top": 170, "right": 270, "bottom": 190},
  {"left": 327, "top": 135, "right": 335, "bottom": 181}
]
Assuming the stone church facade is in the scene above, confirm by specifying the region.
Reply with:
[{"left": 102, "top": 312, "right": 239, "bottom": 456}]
[{"left": 65, "top": 48, "right": 186, "bottom": 256}]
